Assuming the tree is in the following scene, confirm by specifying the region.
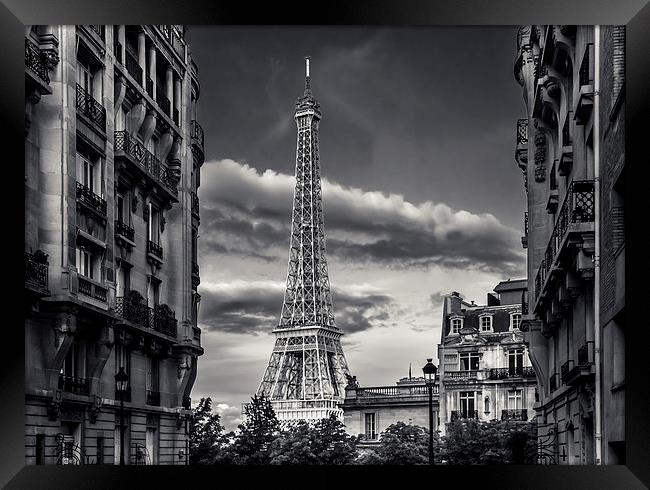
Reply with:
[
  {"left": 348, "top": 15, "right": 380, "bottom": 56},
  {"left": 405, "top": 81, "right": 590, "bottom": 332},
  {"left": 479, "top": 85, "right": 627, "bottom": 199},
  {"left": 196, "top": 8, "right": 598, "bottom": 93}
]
[
  {"left": 441, "top": 419, "right": 537, "bottom": 465},
  {"left": 268, "top": 414, "right": 358, "bottom": 465},
  {"left": 188, "top": 397, "right": 226, "bottom": 464},
  {"left": 226, "top": 394, "right": 280, "bottom": 464},
  {"left": 371, "top": 422, "right": 442, "bottom": 465}
]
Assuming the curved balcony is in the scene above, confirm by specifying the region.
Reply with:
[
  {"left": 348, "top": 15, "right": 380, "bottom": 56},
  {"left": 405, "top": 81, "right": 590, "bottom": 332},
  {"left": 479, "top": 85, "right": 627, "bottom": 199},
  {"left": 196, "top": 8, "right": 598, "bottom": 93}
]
[
  {"left": 114, "top": 131, "right": 178, "bottom": 200},
  {"left": 191, "top": 120, "right": 205, "bottom": 164},
  {"left": 25, "top": 38, "right": 51, "bottom": 91}
]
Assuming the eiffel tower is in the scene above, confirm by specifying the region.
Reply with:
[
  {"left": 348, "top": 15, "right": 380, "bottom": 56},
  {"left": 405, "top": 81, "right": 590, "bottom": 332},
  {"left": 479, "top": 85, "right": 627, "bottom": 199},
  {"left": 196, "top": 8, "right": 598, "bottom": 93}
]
[{"left": 256, "top": 57, "right": 351, "bottom": 422}]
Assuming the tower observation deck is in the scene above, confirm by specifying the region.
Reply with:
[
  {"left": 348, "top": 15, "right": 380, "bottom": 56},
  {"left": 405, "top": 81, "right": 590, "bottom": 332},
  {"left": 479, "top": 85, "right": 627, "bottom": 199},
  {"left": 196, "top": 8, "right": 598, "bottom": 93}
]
[{"left": 255, "top": 57, "right": 351, "bottom": 422}]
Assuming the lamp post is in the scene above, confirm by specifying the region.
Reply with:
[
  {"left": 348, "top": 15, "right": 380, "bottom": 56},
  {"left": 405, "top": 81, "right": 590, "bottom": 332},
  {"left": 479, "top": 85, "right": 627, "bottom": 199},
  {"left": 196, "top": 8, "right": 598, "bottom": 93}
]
[
  {"left": 115, "top": 366, "right": 129, "bottom": 466},
  {"left": 422, "top": 358, "right": 438, "bottom": 466}
]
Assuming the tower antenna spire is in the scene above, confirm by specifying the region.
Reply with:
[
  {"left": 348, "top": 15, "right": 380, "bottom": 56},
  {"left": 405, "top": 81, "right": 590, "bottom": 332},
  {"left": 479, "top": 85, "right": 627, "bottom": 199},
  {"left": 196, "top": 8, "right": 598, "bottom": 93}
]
[{"left": 304, "top": 55, "right": 311, "bottom": 93}]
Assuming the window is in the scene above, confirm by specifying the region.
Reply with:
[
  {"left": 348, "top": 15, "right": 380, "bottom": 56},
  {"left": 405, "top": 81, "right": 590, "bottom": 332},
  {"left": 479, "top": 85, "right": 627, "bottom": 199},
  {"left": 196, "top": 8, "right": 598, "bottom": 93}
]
[
  {"left": 115, "top": 343, "right": 131, "bottom": 379},
  {"left": 147, "top": 278, "right": 160, "bottom": 308},
  {"left": 77, "top": 151, "right": 96, "bottom": 192},
  {"left": 507, "top": 389, "right": 523, "bottom": 410},
  {"left": 459, "top": 391, "right": 475, "bottom": 418},
  {"left": 76, "top": 245, "right": 96, "bottom": 279},
  {"left": 35, "top": 434, "right": 45, "bottom": 465},
  {"left": 97, "top": 436, "right": 104, "bottom": 464},
  {"left": 61, "top": 342, "right": 83, "bottom": 379},
  {"left": 364, "top": 413, "right": 377, "bottom": 440},
  {"left": 146, "top": 356, "right": 159, "bottom": 399},
  {"left": 511, "top": 313, "right": 522, "bottom": 330},
  {"left": 148, "top": 203, "right": 160, "bottom": 245},
  {"left": 508, "top": 349, "right": 525, "bottom": 375},
  {"left": 479, "top": 315, "right": 493, "bottom": 332},
  {"left": 459, "top": 352, "right": 480, "bottom": 371},
  {"left": 450, "top": 317, "right": 463, "bottom": 335},
  {"left": 116, "top": 264, "right": 130, "bottom": 297},
  {"left": 77, "top": 58, "right": 94, "bottom": 94}
]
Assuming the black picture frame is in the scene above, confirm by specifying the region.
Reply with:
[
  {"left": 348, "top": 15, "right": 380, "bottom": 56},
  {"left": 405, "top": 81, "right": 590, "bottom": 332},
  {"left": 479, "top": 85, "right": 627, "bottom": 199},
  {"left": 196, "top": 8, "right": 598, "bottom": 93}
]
[{"left": 3, "top": 0, "right": 649, "bottom": 488}]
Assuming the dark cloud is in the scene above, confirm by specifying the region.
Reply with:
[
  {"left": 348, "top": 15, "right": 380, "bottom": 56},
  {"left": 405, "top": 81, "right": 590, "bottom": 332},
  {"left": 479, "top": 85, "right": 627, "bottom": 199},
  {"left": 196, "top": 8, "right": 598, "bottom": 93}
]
[
  {"left": 199, "top": 159, "right": 526, "bottom": 276},
  {"left": 198, "top": 280, "right": 394, "bottom": 336}
]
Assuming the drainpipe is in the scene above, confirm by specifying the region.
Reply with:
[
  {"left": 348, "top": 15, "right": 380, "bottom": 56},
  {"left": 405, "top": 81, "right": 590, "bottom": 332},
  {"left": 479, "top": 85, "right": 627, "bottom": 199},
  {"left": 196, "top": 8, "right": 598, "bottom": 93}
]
[{"left": 593, "top": 25, "right": 602, "bottom": 466}]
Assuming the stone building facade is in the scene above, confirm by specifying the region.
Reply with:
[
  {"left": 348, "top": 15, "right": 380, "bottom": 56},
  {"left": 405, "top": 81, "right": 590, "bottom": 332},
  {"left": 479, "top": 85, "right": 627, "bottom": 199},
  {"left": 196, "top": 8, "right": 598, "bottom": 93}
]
[
  {"left": 342, "top": 374, "right": 440, "bottom": 446},
  {"left": 437, "top": 280, "right": 536, "bottom": 437},
  {"left": 513, "top": 25, "right": 625, "bottom": 464},
  {"left": 24, "top": 25, "right": 205, "bottom": 465}
]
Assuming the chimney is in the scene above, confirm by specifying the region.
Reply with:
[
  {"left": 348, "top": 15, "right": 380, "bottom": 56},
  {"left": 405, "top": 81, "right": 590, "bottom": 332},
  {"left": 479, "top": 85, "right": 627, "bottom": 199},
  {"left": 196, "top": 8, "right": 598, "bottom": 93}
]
[{"left": 448, "top": 291, "right": 463, "bottom": 314}]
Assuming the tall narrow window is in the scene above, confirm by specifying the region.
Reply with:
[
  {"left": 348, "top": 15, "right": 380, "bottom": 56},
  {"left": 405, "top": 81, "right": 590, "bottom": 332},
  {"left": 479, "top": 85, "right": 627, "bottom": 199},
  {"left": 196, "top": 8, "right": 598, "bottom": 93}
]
[
  {"left": 480, "top": 315, "right": 493, "bottom": 332},
  {"left": 508, "top": 349, "right": 524, "bottom": 375},
  {"left": 148, "top": 203, "right": 160, "bottom": 244},
  {"left": 459, "top": 391, "right": 475, "bottom": 418},
  {"left": 115, "top": 264, "right": 130, "bottom": 297},
  {"left": 116, "top": 193, "right": 124, "bottom": 224},
  {"left": 459, "top": 352, "right": 480, "bottom": 371},
  {"left": 511, "top": 313, "right": 522, "bottom": 330},
  {"left": 364, "top": 413, "right": 376, "bottom": 440},
  {"left": 77, "top": 58, "right": 94, "bottom": 94},
  {"left": 76, "top": 245, "right": 94, "bottom": 279},
  {"left": 77, "top": 152, "right": 95, "bottom": 193},
  {"left": 450, "top": 317, "right": 462, "bottom": 335},
  {"left": 507, "top": 389, "right": 523, "bottom": 410}
]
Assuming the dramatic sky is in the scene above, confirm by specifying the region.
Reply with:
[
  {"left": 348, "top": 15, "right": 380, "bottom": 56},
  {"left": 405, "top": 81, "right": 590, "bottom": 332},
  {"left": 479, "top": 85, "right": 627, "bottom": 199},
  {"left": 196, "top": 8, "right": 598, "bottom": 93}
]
[{"left": 184, "top": 26, "right": 527, "bottom": 429}]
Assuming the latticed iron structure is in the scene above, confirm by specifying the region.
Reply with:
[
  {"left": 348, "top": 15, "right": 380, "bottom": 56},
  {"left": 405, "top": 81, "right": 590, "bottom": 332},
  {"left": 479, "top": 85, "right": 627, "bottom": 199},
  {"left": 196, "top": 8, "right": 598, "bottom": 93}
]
[{"left": 256, "top": 58, "right": 351, "bottom": 422}]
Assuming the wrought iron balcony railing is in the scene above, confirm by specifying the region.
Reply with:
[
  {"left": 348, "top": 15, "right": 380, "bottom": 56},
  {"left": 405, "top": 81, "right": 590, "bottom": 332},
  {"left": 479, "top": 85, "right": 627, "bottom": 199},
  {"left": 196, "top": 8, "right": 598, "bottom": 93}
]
[
  {"left": 115, "top": 220, "right": 135, "bottom": 242},
  {"left": 75, "top": 83, "right": 106, "bottom": 131},
  {"left": 78, "top": 276, "right": 108, "bottom": 303},
  {"left": 76, "top": 182, "right": 107, "bottom": 218},
  {"left": 125, "top": 49, "right": 142, "bottom": 85},
  {"left": 25, "top": 38, "right": 50, "bottom": 84},
  {"left": 146, "top": 390, "right": 161, "bottom": 406},
  {"left": 535, "top": 180, "right": 595, "bottom": 302},
  {"left": 191, "top": 192, "right": 200, "bottom": 218},
  {"left": 501, "top": 409, "right": 528, "bottom": 421},
  {"left": 445, "top": 370, "right": 478, "bottom": 379},
  {"left": 191, "top": 120, "right": 205, "bottom": 162},
  {"left": 114, "top": 131, "right": 178, "bottom": 196},
  {"left": 516, "top": 118, "right": 528, "bottom": 146},
  {"left": 25, "top": 251, "right": 49, "bottom": 292},
  {"left": 156, "top": 89, "right": 171, "bottom": 116},
  {"left": 147, "top": 240, "right": 163, "bottom": 261},
  {"left": 115, "top": 295, "right": 178, "bottom": 338},
  {"left": 58, "top": 374, "right": 90, "bottom": 396},
  {"left": 450, "top": 410, "right": 479, "bottom": 422},
  {"left": 488, "top": 367, "right": 535, "bottom": 380}
]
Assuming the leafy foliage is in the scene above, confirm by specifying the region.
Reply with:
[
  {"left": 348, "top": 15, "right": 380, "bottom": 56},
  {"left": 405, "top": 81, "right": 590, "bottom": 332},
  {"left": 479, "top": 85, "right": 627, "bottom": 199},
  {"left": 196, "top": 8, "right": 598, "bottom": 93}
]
[
  {"left": 441, "top": 419, "right": 537, "bottom": 465},
  {"left": 188, "top": 397, "right": 226, "bottom": 465},
  {"left": 361, "top": 421, "right": 442, "bottom": 465},
  {"left": 268, "top": 414, "right": 358, "bottom": 465}
]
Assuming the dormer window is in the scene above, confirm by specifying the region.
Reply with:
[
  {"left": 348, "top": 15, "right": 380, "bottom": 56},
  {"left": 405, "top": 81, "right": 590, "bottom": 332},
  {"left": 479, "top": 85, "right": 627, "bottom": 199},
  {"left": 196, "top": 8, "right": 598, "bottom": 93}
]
[
  {"left": 510, "top": 313, "right": 522, "bottom": 330},
  {"left": 450, "top": 316, "right": 463, "bottom": 335},
  {"left": 479, "top": 314, "right": 493, "bottom": 332}
]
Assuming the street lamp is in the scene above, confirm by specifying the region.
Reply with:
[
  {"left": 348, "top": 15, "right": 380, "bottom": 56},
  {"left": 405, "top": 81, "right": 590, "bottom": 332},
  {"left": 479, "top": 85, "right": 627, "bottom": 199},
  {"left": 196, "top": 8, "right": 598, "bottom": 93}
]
[
  {"left": 422, "top": 358, "right": 438, "bottom": 466},
  {"left": 115, "top": 366, "right": 129, "bottom": 466}
]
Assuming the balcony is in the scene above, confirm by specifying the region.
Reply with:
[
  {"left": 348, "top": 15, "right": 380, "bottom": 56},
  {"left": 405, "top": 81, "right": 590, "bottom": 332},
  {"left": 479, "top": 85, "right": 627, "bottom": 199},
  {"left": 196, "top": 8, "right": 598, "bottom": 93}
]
[
  {"left": 501, "top": 409, "right": 528, "bottom": 421},
  {"left": 25, "top": 251, "right": 49, "bottom": 295},
  {"left": 444, "top": 370, "right": 479, "bottom": 380},
  {"left": 575, "top": 45, "right": 594, "bottom": 124},
  {"left": 191, "top": 192, "right": 200, "bottom": 219},
  {"left": 115, "top": 293, "right": 178, "bottom": 339},
  {"left": 514, "top": 118, "right": 528, "bottom": 171},
  {"left": 488, "top": 367, "right": 535, "bottom": 380},
  {"left": 521, "top": 211, "right": 528, "bottom": 249},
  {"left": 192, "top": 261, "right": 200, "bottom": 288},
  {"left": 534, "top": 180, "right": 595, "bottom": 306},
  {"left": 156, "top": 85, "right": 171, "bottom": 116},
  {"left": 157, "top": 25, "right": 185, "bottom": 60},
  {"left": 191, "top": 120, "right": 205, "bottom": 164},
  {"left": 115, "top": 220, "right": 135, "bottom": 244},
  {"left": 146, "top": 390, "right": 160, "bottom": 406},
  {"left": 125, "top": 48, "right": 142, "bottom": 85},
  {"left": 563, "top": 341, "right": 595, "bottom": 387},
  {"left": 25, "top": 38, "right": 50, "bottom": 89},
  {"left": 58, "top": 374, "right": 90, "bottom": 396},
  {"left": 76, "top": 83, "right": 106, "bottom": 133},
  {"left": 114, "top": 131, "right": 178, "bottom": 198},
  {"left": 147, "top": 240, "right": 164, "bottom": 263},
  {"left": 78, "top": 275, "right": 108, "bottom": 303},
  {"left": 450, "top": 410, "right": 478, "bottom": 422},
  {"left": 76, "top": 182, "right": 107, "bottom": 220}
]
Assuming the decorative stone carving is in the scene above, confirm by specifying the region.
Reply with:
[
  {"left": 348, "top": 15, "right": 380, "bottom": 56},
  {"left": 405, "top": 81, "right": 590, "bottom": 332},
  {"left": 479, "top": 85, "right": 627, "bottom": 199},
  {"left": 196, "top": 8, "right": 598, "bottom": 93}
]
[
  {"left": 534, "top": 129, "right": 547, "bottom": 182},
  {"left": 88, "top": 396, "right": 103, "bottom": 424},
  {"left": 47, "top": 389, "right": 63, "bottom": 421}
]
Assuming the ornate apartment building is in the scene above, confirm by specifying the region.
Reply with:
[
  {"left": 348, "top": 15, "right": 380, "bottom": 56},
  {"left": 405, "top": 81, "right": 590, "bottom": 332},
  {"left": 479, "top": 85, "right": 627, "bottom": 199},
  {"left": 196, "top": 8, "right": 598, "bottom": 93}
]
[
  {"left": 342, "top": 373, "right": 440, "bottom": 445},
  {"left": 24, "top": 25, "right": 205, "bottom": 465},
  {"left": 437, "top": 280, "right": 536, "bottom": 436},
  {"left": 513, "top": 25, "right": 625, "bottom": 464}
]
